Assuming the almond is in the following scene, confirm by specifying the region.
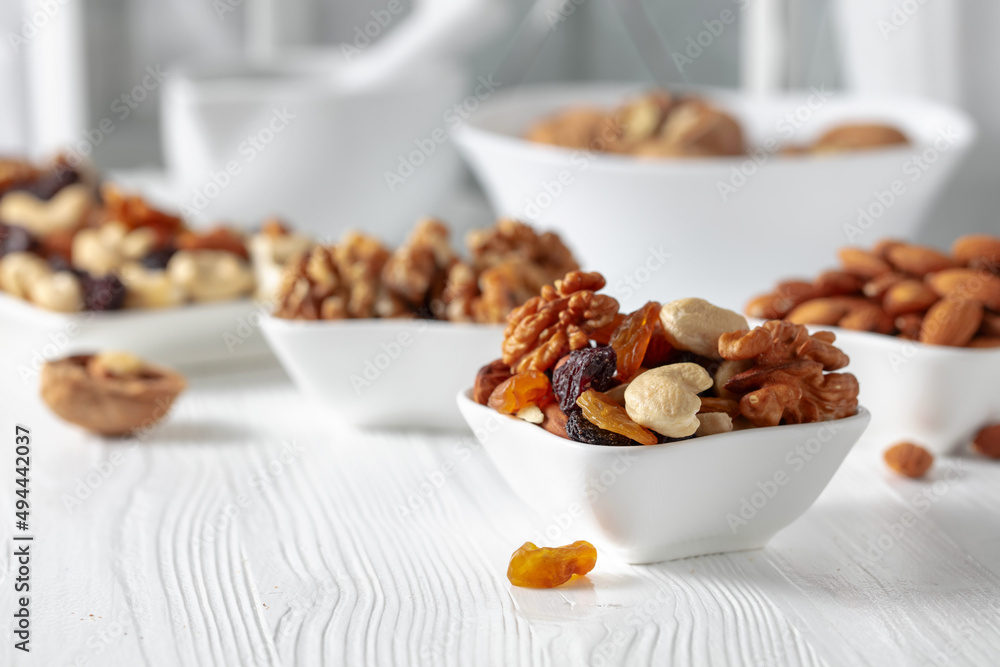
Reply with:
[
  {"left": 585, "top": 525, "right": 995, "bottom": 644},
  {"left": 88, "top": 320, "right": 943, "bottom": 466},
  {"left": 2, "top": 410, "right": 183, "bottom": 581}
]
[
  {"left": 836, "top": 298, "right": 894, "bottom": 334},
  {"left": 972, "top": 424, "right": 1000, "bottom": 459},
  {"left": 886, "top": 243, "right": 957, "bottom": 277},
  {"left": 980, "top": 310, "right": 1000, "bottom": 337},
  {"left": 895, "top": 313, "right": 923, "bottom": 339},
  {"left": 872, "top": 238, "right": 905, "bottom": 259},
  {"left": 814, "top": 270, "right": 865, "bottom": 297},
  {"left": 745, "top": 281, "right": 817, "bottom": 319},
  {"left": 882, "top": 280, "right": 939, "bottom": 316},
  {"left": 926, "top": 268, "right": 1000, "bottom": 310},
  {"left": 919, "top": 296, "right": 983, "bottom": 346},
  {"left": 952, "top": 234, "right": 1000, "bottom": 268},
  {"left": 785, "top": 298, "right": 847, "bottom": 326},
  {"left": 863, "top": 272, "right": 905, "bottom": 299},
  {"left": 884, "top": 442, "right": 933, "bottom": 478},
  {"left": 968, "top": 337, "right": 1000, "bottom": 349},
  {"left": 838, "top": 247, "right": 892, "bottom": 278}
]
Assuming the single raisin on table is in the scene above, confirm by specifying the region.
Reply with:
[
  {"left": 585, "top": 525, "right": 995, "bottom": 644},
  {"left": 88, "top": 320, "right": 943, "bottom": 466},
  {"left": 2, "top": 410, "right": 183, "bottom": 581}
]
[
  {"left": 488, "top": 370, "right": 552, "bottom": 414},
  {"left": 473, "top": 359, "right": 512, "bottom": 405},
  {"left": 609, "top": 301, "right": 660, "bottom": 381},
  {"left": 576, "top": 389, "right": 657, "bottom": 445},
  {"left": 565, "top": 409, "right": 635, "bottom": 446},
  {"left": 507, "top": 540, "right": 597, "bottom": 588},
  {"left": 80, "top": 274, "right": 126, "bottom": 311},
  {"left": 552, "top": 346, "right": 617, "bottom": 413}
]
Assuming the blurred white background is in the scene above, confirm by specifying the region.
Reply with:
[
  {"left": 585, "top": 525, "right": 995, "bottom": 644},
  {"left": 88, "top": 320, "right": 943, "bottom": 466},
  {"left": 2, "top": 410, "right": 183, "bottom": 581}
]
[{"left": 0, "top": 0, "right": 996, "bottom": 243}]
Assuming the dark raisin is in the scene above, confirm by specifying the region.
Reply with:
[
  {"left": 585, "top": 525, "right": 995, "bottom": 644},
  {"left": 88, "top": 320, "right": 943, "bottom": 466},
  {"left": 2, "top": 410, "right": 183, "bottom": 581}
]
[
  {"left": 0, "top": 223, "right": 37, "bottom": 257},
  {"left": 552, "top": 346, "right": 617, "bottom": 412},
  {"left": 664, "top": 348, "right": 721, "bottom": 376},
  {"left": 656, "top": 432, "right": 696, "bottom": 444},
  {"left": 14, "top": 166, "right": 81, "bottom": 200},
  {"left": 139, "top": 246, "right": 177, "bottom": 270},
  {"left": 566, "top": 410, "right": 635, "bottom": 446},
  {"left": 80, "top": 274, "right": 126, "bottom": 311},
  {"left": 47, "top": 255, "right": 77, "bottom": 273}
]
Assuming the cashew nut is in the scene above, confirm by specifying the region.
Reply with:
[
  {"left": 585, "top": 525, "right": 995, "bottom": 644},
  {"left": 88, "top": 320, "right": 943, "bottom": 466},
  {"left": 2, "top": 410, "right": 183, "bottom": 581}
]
[
  {"left": 29, "top": 271, "right": 83, "bottom": 312},
  {"left": 659, "top": 297, "right": 748, "bottom": 359},
  {"left": 167, "top": 250, "right": 254, "bottom": 302},
  {"left": 0, "top": 252, "right": 52, "bottom": 299},
  {"left": 713, "top": 358, "right": 752, "bottom": 401},
  {"left": 120, "top": 262, "right": 185, "bottom": 309},
  {"left": 696, "top": 412, "right": 733, "bottom": 437},
  {"left": 248, "top": 230, "right": 313, "bottom": 301},
  {"left": 624, "top": 363, "right": 713, "bottom": 437},
  {"left": 0, "top": 184, "right": 93, "bottom": 236}
]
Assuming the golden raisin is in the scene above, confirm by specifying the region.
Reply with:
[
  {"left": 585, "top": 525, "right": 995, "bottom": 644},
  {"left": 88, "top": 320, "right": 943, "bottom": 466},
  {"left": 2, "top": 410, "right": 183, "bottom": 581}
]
[
  {"left": 884, "top": 442, "right": 933, "bottom": 478},
  {"left": 609, "top": 301, "right": 660, "bottom": 381},
  {"left": 642, "top": 320, "right": 674, "bottom": 367},
  {"left": 591, "top": 313, "right": 625, "bottom": 345},
  {"left": 506, "top": 540, "right": 597, "bottom": 588},
  {"left": 576, "top": 389, "right": 657, "bottom": 445},
  {"left": 488, "top": 370, "right": 552, "bottom": 414}
]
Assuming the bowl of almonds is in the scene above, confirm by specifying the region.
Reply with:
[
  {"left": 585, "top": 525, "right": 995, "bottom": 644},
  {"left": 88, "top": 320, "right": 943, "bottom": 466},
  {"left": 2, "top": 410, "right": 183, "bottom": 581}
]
[
  {"left": 457, "top": 271, "right": 870, "bottom": 563},
  {"left": 262, "top": 217, "right": 580, "bottom": 429},
  {"left": 745, "top": 234, "right": 1000, "bottom": 453}
]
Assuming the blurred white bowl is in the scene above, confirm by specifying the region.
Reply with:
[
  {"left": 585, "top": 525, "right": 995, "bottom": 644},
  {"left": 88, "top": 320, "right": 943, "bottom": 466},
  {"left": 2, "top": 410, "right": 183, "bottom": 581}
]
[
  {"left": 457, "top": 390, "right": 870, "bottom": 564},
  {"left": 453, "top": 84, "right": 975, "bottom": 310},
  {"left": 162, "top": 54, "right": 466, "bottom": 242},
  {"left": 809, "top": 327, "right": 1000, "bottom": 454},
  {"left": 0, "top": 292, "right": 270, "bottom": 370},
  {"left": 262, "top": 317, "right": 503, "bottom": 429}
]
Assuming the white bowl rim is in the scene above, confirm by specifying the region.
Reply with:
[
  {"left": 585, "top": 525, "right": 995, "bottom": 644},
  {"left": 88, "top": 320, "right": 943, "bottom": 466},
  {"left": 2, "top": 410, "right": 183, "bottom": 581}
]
[
  {"left": 261, "top": 314, "right": 505, "bottom": 334},
  {"left": 812, "top": 323, "right": 1000, "bottom": 358},
  {"left": 0, "top": 290, "right": 257, "bottom": 325},
  {"left": 457, "top": 388, "right": 871, "bottom": 453},
  {"left": 452, "top": 81, "right": 977, "bottom": 172}
]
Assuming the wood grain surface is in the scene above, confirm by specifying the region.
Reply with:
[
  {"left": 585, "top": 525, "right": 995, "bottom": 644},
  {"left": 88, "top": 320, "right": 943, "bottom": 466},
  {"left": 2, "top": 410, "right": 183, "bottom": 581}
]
[{"left": 1, "top": 358, "right": 998, "bottom": 667}]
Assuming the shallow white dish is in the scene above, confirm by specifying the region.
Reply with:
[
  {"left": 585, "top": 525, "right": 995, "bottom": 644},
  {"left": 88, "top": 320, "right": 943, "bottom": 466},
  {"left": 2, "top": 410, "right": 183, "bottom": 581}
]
[
  {"left": 0, "top": 292, "right": 271, "bottom": 369},
  {"left": 457, "top": 390, "right": 870, "bottom": 564},
  {"left": 806, "top": 326, "right": 1000, "bottom": 454},
  {"left": 454, "top": 84, "right": 974, "bottom": 310},
  {"left": 263, "top": 317, "right": 503, "bottom": 430}
]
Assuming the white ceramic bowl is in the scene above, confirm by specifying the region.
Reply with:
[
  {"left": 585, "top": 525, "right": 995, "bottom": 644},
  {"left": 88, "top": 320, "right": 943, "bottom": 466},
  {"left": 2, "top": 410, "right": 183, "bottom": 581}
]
[
  {"left": 262, "top": 317, "right": 503, "bottom": 429},
  {"left": 806, "top": 326, "right": 1000, "bottom": 454},
  {"left": 453, "top": 84, "right": 975, "bottom": 310},
  {"left": 162, "top": 55, "right": 466, "bottom": 242},
  {"left": 0, "top": 292, "right": 271, "bottom": 370},
  {"left": 457, "top": 390, "right": 870, "bottom": 564}
]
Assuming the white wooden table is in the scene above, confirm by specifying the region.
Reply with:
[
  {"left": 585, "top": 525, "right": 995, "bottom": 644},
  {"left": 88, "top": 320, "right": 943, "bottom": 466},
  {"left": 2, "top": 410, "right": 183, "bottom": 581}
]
[{"left": 1, "top": 353, "right": 999, "bottom": 667}]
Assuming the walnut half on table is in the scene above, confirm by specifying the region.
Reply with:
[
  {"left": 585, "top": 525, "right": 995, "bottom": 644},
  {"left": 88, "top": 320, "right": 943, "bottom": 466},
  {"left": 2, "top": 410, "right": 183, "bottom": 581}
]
[{"left": 40, "top": 352, "right": 186, "bottom": 436}]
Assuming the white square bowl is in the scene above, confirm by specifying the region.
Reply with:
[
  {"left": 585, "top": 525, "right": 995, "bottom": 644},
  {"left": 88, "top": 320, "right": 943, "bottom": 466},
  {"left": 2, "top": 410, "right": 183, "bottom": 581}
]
[
  {"left": 457, "top": 390, "right": 870, "bottom": 564},
  {"left": 807, "top": 327, "right": 1000, "bottom": 454},
  {"left": 262, "top": 317, "right": 503, "bottom": 430}
]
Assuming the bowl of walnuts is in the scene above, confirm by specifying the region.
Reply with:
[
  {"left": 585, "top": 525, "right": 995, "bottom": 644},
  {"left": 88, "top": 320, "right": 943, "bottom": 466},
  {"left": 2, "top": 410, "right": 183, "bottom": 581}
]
[
  {"left": 262, "top": 218, "right": 581, "bottom": 429},
  {"left": 745, "top": 234, "right": 1000, "bottom": 453},
  {"left": 453, "top": 84, "right": 974, "bottom": 309},
  {"left": 457, "top": 271, "right": 870, "bottom": 563}
]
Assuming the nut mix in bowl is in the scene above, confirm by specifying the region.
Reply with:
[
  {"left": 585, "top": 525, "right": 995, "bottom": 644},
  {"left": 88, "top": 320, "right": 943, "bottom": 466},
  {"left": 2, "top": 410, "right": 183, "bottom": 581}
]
[
  {"left": 262, "top": 218, "right": 580, "bottom": 430},
  {"left": 0, "top": 154, "right": 312, "bottom": 314},
  {"left": 272, "top": 217, "right": 578, "bottom": 324},
  {"left": 745, "top": 234, "right": 1000, "bottom": 453},
  {"left": 472, "top": 270, "right": 861, "bottom": 446},
  {"left": 524, "top": 89, "right": 907, "bottom": 159}
]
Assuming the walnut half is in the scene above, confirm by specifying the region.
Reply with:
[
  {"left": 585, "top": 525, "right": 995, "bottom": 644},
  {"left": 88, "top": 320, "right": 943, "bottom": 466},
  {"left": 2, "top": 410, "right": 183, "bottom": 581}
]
[{"left": 40, "top": 352, "right": 186, "bottom": 436}]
